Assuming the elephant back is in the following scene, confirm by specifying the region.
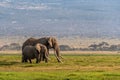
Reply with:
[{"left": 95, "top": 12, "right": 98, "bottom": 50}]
[
  {"left": 38, "top": 37, "right": 49, "bottom": 46},
  {"left": 22, "top": 37, "right": 38, "bottom": 51}
]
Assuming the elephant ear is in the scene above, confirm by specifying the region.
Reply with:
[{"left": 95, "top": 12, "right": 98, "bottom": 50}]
[
  {"left": 48, "top": 37, "right": 53, "bottom": 48},
  {"left": 35, "top": 43, "right": 41, "bottom": 53}
]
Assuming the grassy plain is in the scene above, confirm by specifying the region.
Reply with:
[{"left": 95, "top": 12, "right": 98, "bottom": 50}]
[{"left": 0, "top": 52, "right": 120, "bottom": 80}]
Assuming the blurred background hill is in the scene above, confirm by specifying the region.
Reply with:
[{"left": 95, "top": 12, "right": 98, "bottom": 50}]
[
  {"left": 0, "top": 0, "right": 120, "bottom": 37},
  {"left": 0, "top": 0, "right": 120, "bottom": 51}
]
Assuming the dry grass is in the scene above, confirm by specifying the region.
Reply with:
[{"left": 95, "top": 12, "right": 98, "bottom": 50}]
[
  {"left": 59, "top": 37, "right": 120, "bottom": 48},
  {"left": 0, "top": 50, "right": 119, "bottom": 55},
  {"left": 0, "top": 36, "right": 120, "bottom": 49}
]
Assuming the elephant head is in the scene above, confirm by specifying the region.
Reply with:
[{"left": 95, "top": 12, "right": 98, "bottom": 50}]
[
  {"left": 48, "top": 37, "right": 57, "bottom": 48},
  {"left": 35, "top": 43, "right": 41, "bottom": 53},
  {"left": 48, "top": 37, "right": 62, "bottom": 62},
  {"left": 48, "top": 37, "right": 60, "bottom": 53}
]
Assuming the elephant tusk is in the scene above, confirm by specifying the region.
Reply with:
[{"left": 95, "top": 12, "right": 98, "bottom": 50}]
[
  {"left": 54, "top": 49, "right": 63, "bottom": 59},
  {"left": 60, "top": 56, "right": 64, "bottom": 59},
  {"left": 54, "top": 51, "right": 62, "bottom": 63},
  {"left": 45, "top": 56, "right": 49, "bottom": 60}
]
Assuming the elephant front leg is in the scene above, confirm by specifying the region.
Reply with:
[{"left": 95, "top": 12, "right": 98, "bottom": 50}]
[
  {"left": 36, "top": 57, "right": 40, "bottom": 63},
  {"left": 47, "top": 48, "right": 49, "bottom": 55},
  {"left": 45, "top": 58, "right": 48, "bottom": 63},
  {"left": 53, "top": 51, "right": 62, "bottom": 63},
  {"left": 44, "top": 53, "right": 48, "bottom": 63}
]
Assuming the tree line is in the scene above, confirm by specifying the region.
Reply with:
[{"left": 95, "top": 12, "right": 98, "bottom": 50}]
[
  {"left": 0, "top": 41, "right": 120, "bottom": 51},
  {"left": 60, "top": 41, "right": 120, "bottom": 51}
]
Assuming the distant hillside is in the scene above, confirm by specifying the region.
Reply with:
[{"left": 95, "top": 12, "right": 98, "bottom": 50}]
[
  {"left": 0, "top": 0, "right": 120, "bottom": 38},
  {"left": 0, "top": 43, "right": 21, "bottom": 51}
]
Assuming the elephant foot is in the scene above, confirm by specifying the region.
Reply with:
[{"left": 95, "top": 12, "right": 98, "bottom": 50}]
[
  {"left": 36, "top": 61, "right": 39, "bottom": 63},
  {"left": 21, "top": 60, "right": 24, "bottom": 63},
  {"left": 47, "top": 57, "right": 51, "bottom": 61},
  {"left": 60, "top": 56, "right": 64, "bottom": 59},
  {"left": 57, "top": 59, "right": 62, "bottom": 63},
  {"left": 36, "top": 62, "right": 38, "bottom": 63},
  {"left": 45, "top": 59, "right": 48, "bottom": 63},
  {"left": 22, "top": 60, "right": 28, "bottom": 63}
]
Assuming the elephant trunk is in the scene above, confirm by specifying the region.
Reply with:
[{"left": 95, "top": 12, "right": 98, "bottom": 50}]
[{"left": 54, "top": 46, "right": 62, "bottom": 62}]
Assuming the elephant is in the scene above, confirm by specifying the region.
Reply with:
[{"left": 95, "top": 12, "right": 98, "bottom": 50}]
[
  {"left": 35, "top": 43, "right": 48, "bottom": 63},
  {"left": 22, "top": 45, "right": 40, "bottom": 63},
  {"left": 22, "top": 43, "right": 48, "bottom": 63},
  {"left": 22, "top": 37, "right": 62, "bottom": 62}
]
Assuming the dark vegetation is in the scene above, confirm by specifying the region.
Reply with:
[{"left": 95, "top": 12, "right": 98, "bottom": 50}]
[
  {"left": 0, "top": 41, "right": 120, "bottom": 51},
  {"left": 60, "top": 41, "right": 120, "bottom": 51},
  {"left": 88, "top": 42, "right": 120, "bottom": 51},
  {"left": 0, "top": 43, "right": 21, "bottom": 51}
]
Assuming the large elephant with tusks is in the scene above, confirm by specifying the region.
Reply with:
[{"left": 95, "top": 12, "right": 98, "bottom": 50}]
[{"left": 22, "top": 37, "right": 62, "bottom": 62}]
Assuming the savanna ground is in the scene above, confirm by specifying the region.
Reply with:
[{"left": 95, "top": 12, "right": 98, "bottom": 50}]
[{"left": 0, "top": 51, "right": 120, "bottom": 80}]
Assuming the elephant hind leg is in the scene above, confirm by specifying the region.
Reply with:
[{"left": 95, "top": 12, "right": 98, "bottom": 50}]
[
  {"left": 28, "top": 58, "right": 32, "bottom": 63},
  {"left": 24, "top": 57, "right": 28, "bottom": 62},
  {"left": 22, "top": 55, "right": 24, "bottom": 63},
  {"left": 25, "top": 59, "right": 28, "bottom": 62},
  {"left": 45, "top": 57, "right": 48, "bottom": 63},
  {"left": 22, "top": 55, "right": 28, "bottom": 63}
]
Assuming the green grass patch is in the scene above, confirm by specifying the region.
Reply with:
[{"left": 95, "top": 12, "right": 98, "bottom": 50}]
[
  {"left": 0, "top": 53, "right": 120, "bottom": 80},
  {"left": 0, "top": 72, "right": 120, "bottom": 80}
]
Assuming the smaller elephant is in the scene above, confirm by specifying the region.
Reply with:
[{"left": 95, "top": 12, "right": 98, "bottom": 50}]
[
  {"left": 35, "top": 43, "right": 48, "bottom": 63},
  {"left": 22, "top": 43, "right": 48, "bottom": 63},
  {"left": 22, "top": 45, "right": 40, "bottom": 63}
]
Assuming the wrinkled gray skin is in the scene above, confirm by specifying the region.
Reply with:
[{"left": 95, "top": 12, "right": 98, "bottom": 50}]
[
  {"left": 22, "top": 43, "right": 48, "bottom": 63},
  {"left": 22, "top": 37, "right": 62, "bottom": 62},
  {"left": 22, "top": 45, "right": 40, "bottom": 63}
]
